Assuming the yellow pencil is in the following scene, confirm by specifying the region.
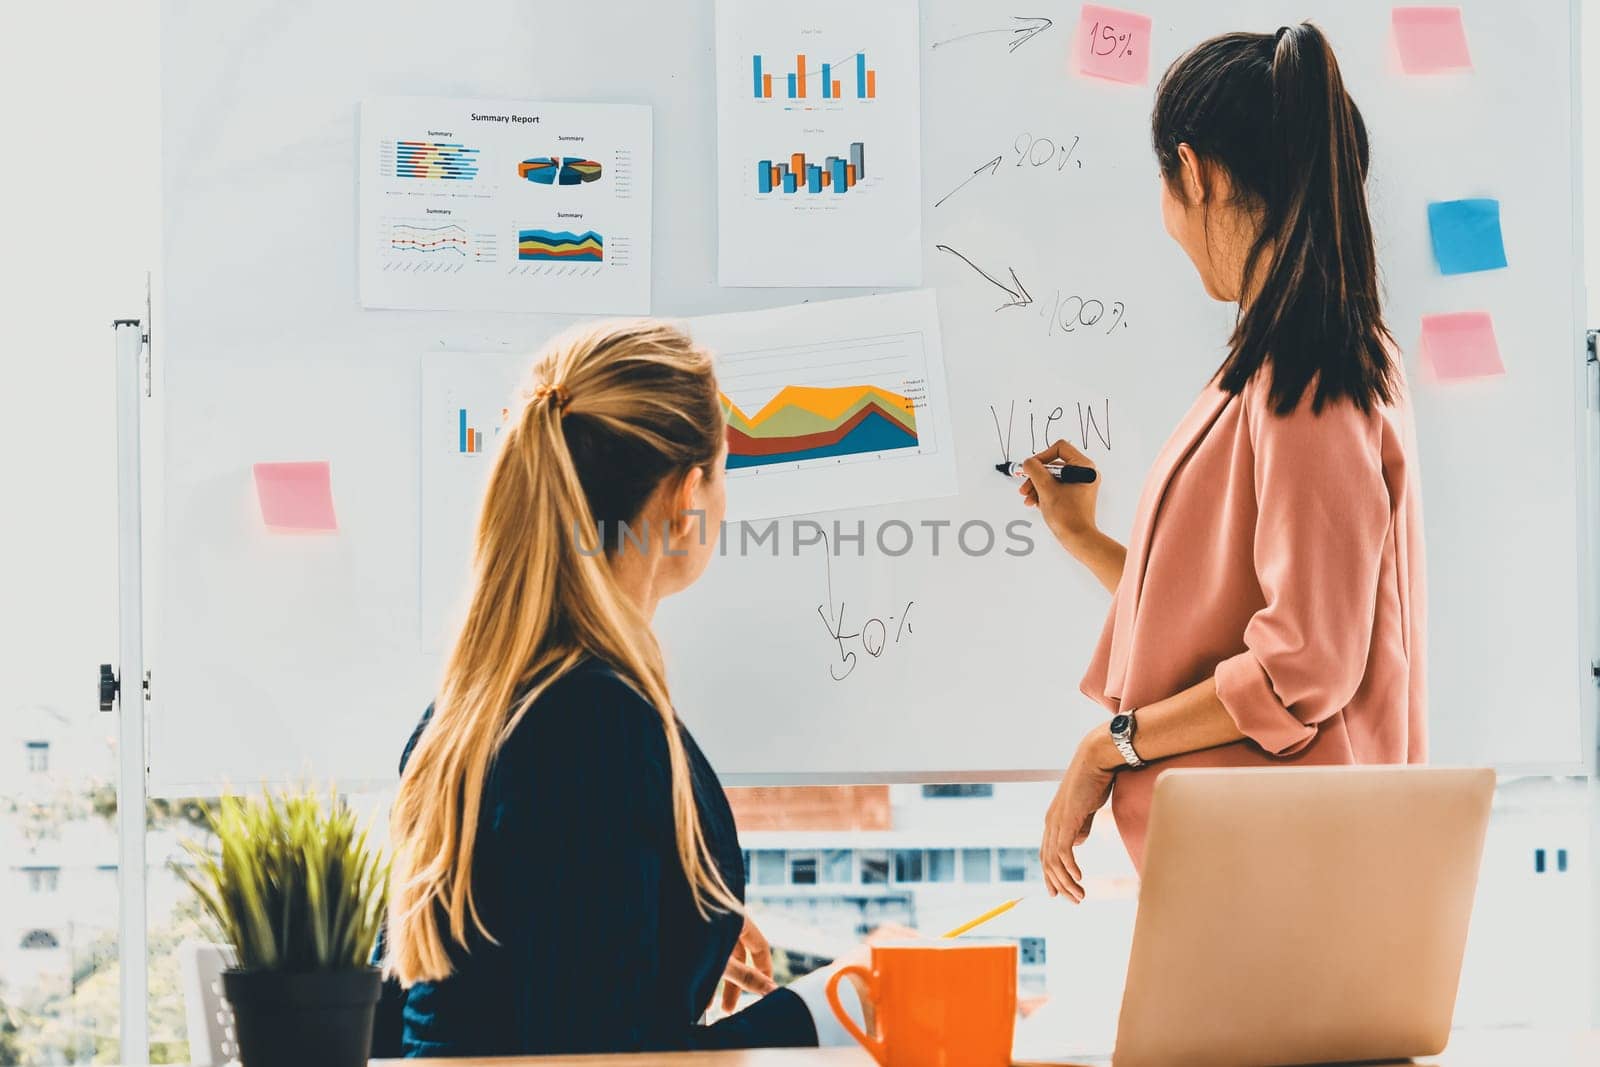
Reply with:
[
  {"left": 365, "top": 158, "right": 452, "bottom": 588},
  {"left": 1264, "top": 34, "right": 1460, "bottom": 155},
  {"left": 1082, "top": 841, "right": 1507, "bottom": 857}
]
[{"left": 941, "top": 897, "right": 1025, "bottom": 939}]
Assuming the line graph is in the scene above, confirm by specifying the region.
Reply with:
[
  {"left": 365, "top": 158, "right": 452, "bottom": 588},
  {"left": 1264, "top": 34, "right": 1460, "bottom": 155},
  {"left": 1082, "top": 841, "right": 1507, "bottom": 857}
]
[
  {"left": 390, "top": 222, "right": 468, "bottom": 255},
  {"left": 383, "top": 219, "right": 498, "bottom": 266}
]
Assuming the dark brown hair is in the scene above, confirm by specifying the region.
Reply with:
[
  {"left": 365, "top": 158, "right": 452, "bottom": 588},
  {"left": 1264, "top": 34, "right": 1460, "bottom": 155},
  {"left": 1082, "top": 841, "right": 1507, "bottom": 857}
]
[{"left": 1152, "top": 23, "right": 1397, "bottom": 414}]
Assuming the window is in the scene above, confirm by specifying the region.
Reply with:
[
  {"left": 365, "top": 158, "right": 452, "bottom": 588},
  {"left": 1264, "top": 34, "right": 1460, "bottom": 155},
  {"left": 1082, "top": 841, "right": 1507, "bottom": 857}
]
[
  {"left": 25, "top": 740, "right": 49, "bottom": 773},
  {"left": 962, "top": 848, "right": 992, "bottom": 883},
  {"left": 20, "top": 930, "right": 60, "bottom": 951},
  {"left": 821, "top": 849, "right": 852, "bottom": 884},
  {"left": 893, "top": 850, "right": 924, "bottom": 883},
  {"left": 859, "top": 850, "right": 889, "bottom": 885},
  {"left": 921, "top": 784, "right": 993, "bottom": 799},
  {"left": 927, "top": 849, "right": 956, "bottom": 883},
  {"left": 790, "top": 853, "right": 817, "bottom": 885},
  {"left": 25, "top": 868, "right": 61, "bottom": 894},
  {"left": 751, "top": 850, "right": 786, "bottom": 885},
  {"left": 1019, "top": 936, "right": 1047, "bottom": 967},
  {"left": 998, "top": 849, "right": 1039, "bottom": 883}
]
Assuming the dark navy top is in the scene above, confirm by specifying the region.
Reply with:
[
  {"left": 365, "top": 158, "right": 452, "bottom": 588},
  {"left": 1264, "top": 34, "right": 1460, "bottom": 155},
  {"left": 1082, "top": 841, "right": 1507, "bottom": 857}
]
[{"left": 372, "top": 659, "right": 816, "bottom": 1057}]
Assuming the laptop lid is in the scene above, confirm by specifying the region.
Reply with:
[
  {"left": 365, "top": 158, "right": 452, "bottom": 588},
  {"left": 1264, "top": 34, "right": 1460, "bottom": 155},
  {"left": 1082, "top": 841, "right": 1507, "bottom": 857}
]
[{"left": 1112, "top": 766, "right": 1494, "bottom": 1067}]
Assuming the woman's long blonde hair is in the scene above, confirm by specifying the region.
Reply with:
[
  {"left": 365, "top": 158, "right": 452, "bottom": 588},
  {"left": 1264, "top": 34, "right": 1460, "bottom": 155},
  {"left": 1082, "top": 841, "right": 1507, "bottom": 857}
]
[{"left": 385, "top": 320, "right": 740, "bottom": 986}]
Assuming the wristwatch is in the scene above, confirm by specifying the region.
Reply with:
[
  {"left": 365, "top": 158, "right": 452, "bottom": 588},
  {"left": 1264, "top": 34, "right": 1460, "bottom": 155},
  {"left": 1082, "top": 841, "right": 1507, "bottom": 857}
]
[{"left": 1109, "top": 710, "right": 1146, "bottom": 769}]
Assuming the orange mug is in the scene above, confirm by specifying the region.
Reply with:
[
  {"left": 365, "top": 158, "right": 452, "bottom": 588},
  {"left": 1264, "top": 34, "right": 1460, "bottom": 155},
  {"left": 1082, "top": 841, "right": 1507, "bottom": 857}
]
[{"left": 825, "top": 940, "right": 1018, "bottom": 1067}]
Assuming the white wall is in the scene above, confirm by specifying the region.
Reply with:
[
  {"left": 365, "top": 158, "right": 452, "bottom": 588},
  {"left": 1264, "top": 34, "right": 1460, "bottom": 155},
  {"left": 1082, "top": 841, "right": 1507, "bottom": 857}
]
[
  {"left": 1587, "top": 1, "right": 1600, "bottom": 316},
  {"left": 0, "top": 0, "right": 158, "bottom": 729}
]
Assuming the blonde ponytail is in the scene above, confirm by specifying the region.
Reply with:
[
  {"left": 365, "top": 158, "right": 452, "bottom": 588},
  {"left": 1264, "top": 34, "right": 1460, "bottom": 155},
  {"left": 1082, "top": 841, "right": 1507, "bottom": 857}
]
[{"left": 386, "top": 321, "right": 740, "bottom": 986}]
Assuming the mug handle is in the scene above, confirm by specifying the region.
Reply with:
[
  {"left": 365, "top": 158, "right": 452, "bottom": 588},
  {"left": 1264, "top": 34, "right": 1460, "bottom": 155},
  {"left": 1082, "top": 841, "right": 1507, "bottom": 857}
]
[{"left": 826, "top": 964, "right": 885, "bottom": 1065}]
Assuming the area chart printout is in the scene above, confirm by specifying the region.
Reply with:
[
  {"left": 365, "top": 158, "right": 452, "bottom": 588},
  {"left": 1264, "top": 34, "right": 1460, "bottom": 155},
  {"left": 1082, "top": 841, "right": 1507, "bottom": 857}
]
[
  {"left": 687, "top": 290, "right": 957, "bottom": 521},
  {"left": 360, "top": 96, "right": 652, "bottom": 314},
  {"left": 714, "top": 0, "right": 921, "bottom": 287}
]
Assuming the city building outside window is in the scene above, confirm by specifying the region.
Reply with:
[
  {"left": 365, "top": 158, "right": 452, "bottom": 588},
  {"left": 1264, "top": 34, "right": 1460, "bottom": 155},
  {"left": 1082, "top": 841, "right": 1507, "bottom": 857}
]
[
  {"left": 789, "top": 853, "right": 817, "bottom": 885},
  {"left": 963, "top": 847, "right": 993, "bottom": 883},
  {"left": 751, "top": 849, "right": 786, "bottom": 885},
  {"left": 25, "top": 867, "right": 61, "bottom": 894},
  {"left": 20, "top": 929, "right": 60, "bottom": 951},
  {"left": 927, "top": 848, "right": 956, "bottom": 883},
  {"left": 893, "top": 850, "right": 924, "bottom": 883},
  {"left": 821, "top": 849, "right": 852, "bottom": 883},
  {"left": 998, "top": 848, "right": 1039, "bottom": 883},
  {"left": 921, "top": 784, "right": 994, "bottom": 799},
  {"left": 859, "top": 850, "right": 889, "bottom": 885}
]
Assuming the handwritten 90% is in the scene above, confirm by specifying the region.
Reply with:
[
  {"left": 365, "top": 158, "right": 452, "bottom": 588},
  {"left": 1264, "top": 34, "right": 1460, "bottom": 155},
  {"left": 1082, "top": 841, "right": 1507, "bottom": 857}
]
[{"left": 1013, "top": 132, "right": 1081, "bottom": 171}]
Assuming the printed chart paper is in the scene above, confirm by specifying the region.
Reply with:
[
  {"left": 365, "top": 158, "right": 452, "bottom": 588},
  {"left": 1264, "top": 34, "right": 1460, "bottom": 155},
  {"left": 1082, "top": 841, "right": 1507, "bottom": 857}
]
[
  {"left": 715, "top": 0, "right": 921, "bottom": 287},
  {"left": 688, "top": 290, "right": 958, "bottom": 521},
  {"left": 360, "top": 96, "right": 652, "bottom": 314},
  {"left": 419, "top": 352, "right": 529, "bottom": 651}
]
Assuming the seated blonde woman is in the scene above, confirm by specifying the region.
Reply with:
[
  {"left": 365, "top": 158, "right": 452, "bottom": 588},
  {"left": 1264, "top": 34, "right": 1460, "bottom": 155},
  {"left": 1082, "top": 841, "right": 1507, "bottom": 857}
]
[{"left": 375, "top": 322, "right": 865, "bottom": 1057}]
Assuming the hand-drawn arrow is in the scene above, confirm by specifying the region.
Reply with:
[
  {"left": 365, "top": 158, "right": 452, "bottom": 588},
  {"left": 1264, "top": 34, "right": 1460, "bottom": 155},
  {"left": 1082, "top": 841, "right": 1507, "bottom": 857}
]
[
  {"left": 933, "top": 154, "right": 1003, "bottom": 208},
  {"left": 931, "top": 16, "right": 1054, "bottom": 53},
  {"left": 935, "top": 244, "right": 1033, "bottom": 311}
]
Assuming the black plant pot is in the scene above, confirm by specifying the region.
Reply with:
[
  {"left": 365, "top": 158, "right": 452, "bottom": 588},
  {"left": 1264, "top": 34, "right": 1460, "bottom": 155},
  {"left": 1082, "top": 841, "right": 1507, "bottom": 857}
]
[{"left": 222, "top": 967, "right": 382, "bottom": 1067}]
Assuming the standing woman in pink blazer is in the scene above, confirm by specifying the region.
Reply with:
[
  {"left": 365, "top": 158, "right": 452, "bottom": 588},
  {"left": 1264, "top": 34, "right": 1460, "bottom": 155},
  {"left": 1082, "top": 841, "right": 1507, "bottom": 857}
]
[{"left": 1024, "top": 23, "right": 1426, "bottom": 897}]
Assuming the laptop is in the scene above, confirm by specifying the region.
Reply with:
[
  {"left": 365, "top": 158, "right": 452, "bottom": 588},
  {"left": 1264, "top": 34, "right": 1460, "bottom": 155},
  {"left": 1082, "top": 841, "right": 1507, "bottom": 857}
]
[{"left": 1096, "top": 765, "right": 1495, "bottom": 1067}]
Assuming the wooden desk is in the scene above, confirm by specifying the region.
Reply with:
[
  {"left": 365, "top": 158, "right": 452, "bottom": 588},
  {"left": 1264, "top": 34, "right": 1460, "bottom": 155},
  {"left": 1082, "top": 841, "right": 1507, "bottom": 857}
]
[{"left": 369, "top": 1028, "right": 1599, "bottom": 1066}]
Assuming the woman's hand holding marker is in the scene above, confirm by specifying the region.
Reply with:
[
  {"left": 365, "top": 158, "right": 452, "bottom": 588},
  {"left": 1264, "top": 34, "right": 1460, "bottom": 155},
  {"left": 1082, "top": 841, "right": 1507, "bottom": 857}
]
[{"left": 1019, "top": 440, "right": 1101, "bottom": 555}]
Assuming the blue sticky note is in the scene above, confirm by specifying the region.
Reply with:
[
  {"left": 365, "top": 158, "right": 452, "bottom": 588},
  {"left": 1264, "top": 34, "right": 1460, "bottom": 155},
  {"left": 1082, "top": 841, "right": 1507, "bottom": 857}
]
[{"left": 1427, "top": 198, "right": 1507, "bottom": 275}]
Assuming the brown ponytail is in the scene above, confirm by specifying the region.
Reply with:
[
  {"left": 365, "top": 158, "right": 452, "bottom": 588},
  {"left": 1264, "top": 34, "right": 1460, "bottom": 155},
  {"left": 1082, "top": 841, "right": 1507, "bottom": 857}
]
[{"left": 1152, "top": 22, "right": 1397, "bottom": 414}]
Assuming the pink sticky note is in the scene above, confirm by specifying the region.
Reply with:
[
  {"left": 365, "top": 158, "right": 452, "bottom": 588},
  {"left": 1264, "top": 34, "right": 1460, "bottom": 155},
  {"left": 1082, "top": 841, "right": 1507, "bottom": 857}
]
[
  {"left": 1077, "top": 5, "right": 1153, "bottom": 85},
  {"left": 1392, "top": 7, "right": 1472, "bottom": 74},
  {"left": 1419, "top": 312, "right": 1503, "bottom": 380},
  {"left": 253, "top": 461, "right": 338, "bottom": 532}
]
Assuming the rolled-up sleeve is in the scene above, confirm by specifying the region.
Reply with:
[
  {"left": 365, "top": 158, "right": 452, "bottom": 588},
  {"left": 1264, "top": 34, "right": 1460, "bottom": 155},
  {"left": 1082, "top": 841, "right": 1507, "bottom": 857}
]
[{"left": 1214, "top": 388, "right": 1392, "bottom": 757}]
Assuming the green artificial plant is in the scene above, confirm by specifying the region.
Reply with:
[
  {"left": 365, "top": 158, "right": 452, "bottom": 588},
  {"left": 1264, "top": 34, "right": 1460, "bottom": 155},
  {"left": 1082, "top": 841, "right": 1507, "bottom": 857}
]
[{"left": 176, "top": 787, "right": 389, "bottom": 972}]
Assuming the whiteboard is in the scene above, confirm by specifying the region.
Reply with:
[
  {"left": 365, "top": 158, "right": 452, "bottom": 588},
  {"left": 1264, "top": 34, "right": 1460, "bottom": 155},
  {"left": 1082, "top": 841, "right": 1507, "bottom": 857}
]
[{"left": 155, "top": 0, "right": 1592, "bottom": 795}]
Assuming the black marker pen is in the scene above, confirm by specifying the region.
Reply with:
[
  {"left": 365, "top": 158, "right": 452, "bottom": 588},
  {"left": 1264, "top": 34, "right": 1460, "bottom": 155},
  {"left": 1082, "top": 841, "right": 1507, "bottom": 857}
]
[{"left": 994, "top": 461, "right": 1097, "bottom": 484}]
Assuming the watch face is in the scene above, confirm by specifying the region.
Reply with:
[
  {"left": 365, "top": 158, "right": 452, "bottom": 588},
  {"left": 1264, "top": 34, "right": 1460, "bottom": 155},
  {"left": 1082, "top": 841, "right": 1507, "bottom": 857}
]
[{"left": 1110, "top": 714, "right": 1131, "bottom": 736}]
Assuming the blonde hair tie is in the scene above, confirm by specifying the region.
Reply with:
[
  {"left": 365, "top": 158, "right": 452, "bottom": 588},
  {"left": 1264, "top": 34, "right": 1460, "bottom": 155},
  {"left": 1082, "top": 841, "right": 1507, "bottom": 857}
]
[{"left": 532, "top": 381, "right": 571, "bottom": 413}]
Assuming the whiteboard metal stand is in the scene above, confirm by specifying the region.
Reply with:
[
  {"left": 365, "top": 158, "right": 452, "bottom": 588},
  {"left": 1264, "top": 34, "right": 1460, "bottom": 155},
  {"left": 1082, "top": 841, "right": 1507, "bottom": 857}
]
[
  {"left": 1590, "top": 327, "right": 1600, "bottom": 1029},
  {"left": 104, "top": 318, "right": 150, "bottom": 1067}
]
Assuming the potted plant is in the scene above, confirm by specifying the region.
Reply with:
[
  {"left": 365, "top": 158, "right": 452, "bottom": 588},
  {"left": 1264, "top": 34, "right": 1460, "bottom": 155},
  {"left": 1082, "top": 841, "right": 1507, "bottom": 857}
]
[{"left": 177, "top": 786, "right": 389, "bottom": 1067}]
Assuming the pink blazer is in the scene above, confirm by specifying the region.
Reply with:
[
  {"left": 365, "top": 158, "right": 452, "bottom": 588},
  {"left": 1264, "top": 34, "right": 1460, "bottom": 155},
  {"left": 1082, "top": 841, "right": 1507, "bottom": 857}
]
[{"left": 1082, "top": 372, "right": 1427, "bottom": 869}]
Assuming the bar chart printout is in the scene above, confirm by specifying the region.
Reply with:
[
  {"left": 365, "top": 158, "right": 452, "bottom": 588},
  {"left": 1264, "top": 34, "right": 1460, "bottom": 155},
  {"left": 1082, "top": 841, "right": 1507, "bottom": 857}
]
[
  {"left": 421, "top": 354, "right": 528, "bottom": 651},
  {"left": 751, "top": 51, "right": 878, "bottom": 100},
  {"left": 457, "top": 408, "right": 486, "bottom": 454},
  {"left": 757, "top": 143, "right": 865, "bottom": 194},
  {"left": 716, "top": 0, "right": 920, "bottom": 286},
  {"left": 687, "top": 290, "right": 956, "bottom": 521}
]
